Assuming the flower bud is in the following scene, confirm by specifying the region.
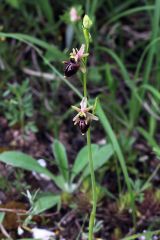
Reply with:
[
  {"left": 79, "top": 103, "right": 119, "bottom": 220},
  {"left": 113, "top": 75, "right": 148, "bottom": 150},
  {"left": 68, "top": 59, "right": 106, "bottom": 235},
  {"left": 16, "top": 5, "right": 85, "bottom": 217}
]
[
  {"left": 70, "top": 7, "right": 80, "bottom": 22},
  {"left": 83, "top": 15, "right": 92, "bottom": 29}
]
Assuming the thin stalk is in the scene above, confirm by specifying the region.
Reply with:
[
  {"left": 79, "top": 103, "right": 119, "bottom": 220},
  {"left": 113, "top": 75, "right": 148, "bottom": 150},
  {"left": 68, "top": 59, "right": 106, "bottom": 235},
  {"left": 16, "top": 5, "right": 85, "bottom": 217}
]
[
  {"left": 83, "top": 67, "right": 97, "bottom": 240},
  {"left": 84, "top": 72, "right": 97, "bottom": 240},
  {"left": 82, "top": 29, "right": 97, "bottom": 239},
  {"left": 87, "top": 129, "right": 97, "bottom": 240},
  {"left": 83, "top": 71, "right": 87, "bottom": 98}
]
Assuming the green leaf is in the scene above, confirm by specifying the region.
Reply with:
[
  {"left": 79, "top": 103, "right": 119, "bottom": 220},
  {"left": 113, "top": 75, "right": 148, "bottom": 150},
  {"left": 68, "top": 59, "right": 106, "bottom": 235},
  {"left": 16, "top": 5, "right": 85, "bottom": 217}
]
[
  {"left": 96, "top": 101, "right": 136, "bottom": 224},
  {"left": 71, "top": 144, "right": 99, "bottom": 182},
  {"left": 108, "top": 5, "right": 154, "bottom": 24},
  {"left": 97, "top": 46, "right": 134, "bottom": 89},
  {"left": 141, "top": 84, "right": 160, "bottom": 101},
  {"left": 6, "top": 0, "right": 20, "bottom": 8},
  {"left": 52, "top": 140, "right": 69, "bottom": 182},
  {"left": 0, "top": 151, "right": 60, "bottom": 187},
  {"left": 38, "top": 0, "right": 53, "bottom": 24},
  {"left": 137, "top": 127, "right": 159, "bottom": 149},
  {"left": 53, "top": 174, "right": 67, "bottom": 191},
  {"left": 33, "top": 195, "right": 60, "bottom": 214},
  {"left": 71, "top": 144, "right": 113, "bottom": 182},
  {"left": 0, "top": 33, "right": 65, "bottom": 61},
  {"left": 82, "top": 144, "right": 114, "bottom": 178},
  {"left": 0, "top": 212, "right": 5, "bottom": 224}
]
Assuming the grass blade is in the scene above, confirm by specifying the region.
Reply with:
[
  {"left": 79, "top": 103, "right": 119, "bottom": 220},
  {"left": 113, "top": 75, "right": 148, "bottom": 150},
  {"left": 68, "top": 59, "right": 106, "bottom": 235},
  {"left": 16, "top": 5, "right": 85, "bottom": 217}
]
[
  {"left": 108, "top": 5, "right": 154, "bottom": 24},
  {"left": 33, "top": 195, "right": 61, "bottom": 214},
  {"left": 52, "top": 139, "right": 69, "bottom": 182},
  {"left": 96, "top": 101, "right": 136, "bottom": 225},
  {"left": 129, "top": 0, "right": 160, "bottom": 128}
]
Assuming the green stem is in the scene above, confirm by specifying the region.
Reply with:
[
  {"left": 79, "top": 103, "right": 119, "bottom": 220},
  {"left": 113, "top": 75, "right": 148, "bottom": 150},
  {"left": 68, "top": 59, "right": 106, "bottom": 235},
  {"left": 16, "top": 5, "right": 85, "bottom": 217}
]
[
  {"left": 83, "top": 71, "right": 87, "bottom": 98},
  {"left": 82, "top": 36, "right": 97, "bottom": 240},
  {"left": 83, "top": 73, "right": 97, "bottom": 239},
  {"left": 87, "top": 129, "right": 97, "bottom": 240}
]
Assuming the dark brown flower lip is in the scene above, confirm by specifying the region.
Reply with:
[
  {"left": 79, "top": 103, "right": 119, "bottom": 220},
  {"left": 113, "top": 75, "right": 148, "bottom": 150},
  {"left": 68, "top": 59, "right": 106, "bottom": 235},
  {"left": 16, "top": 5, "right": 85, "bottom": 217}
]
[
  {"left": 79, "top": 116, "right": 90, "bottom": 135},
  {"left": 64, "top": 59, "right": 80, "bottom": 77}
]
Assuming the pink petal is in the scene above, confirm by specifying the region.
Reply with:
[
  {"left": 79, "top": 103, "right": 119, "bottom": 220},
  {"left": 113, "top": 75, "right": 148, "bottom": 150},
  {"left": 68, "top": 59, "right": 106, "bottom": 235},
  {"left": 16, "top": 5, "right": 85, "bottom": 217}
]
[
  {"left": 70, "top": 7, "right": 80, "bottom": 22},
  {"left": 80, "top": 97, "right": 87, "bottom": 110},
  {"left": 78, "top": 44, "right": 85, "bottom": 57}
]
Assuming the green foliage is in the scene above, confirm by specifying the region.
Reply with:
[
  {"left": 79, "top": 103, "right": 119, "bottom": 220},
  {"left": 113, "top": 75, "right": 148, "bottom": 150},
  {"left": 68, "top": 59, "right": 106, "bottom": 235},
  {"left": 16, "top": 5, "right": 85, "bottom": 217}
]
[
  {"left": 2, "top": 79, "right": 37, "bottom": 134},
  {"left": 0, "top": 151, "right": 60, "bottom": 186},
  {"left": 0, "top": 140, "right": 114, "bottom": 195},
  {"left": 122, "top": 230, "right": 160, "bottom": 240},
  {"left": 32, "top": 194, "right": 61, "bottom": 214},
  {"left": 38, "top": 0, "right": 54, "bottom": 24},
  {"left": 6, "top": 0, "right": 20, "bottom": 9},
  {"left": 71, "top": 144, "right": 99, "bottom": 181},
  {"left": 0, "top": 0, "right": 160, "bottom": 238},
  {"left": 79, "top": 144, "right": 114, "bottom": 179},
  {"left": 96, "top": 101, "right": 136, "bottom": 224},
  {"left": 0, "top": 143, "right": 113, "bottom": 223},
  {"left": 21, "top": 190, "right": 61, "bottom": 227}
]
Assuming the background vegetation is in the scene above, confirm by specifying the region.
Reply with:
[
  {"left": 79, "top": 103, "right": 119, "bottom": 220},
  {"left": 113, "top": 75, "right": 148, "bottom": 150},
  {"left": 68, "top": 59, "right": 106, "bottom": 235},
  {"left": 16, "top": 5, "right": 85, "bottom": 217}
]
[{"left": 0, "top": 0, "right": 160, "bottom": 239}]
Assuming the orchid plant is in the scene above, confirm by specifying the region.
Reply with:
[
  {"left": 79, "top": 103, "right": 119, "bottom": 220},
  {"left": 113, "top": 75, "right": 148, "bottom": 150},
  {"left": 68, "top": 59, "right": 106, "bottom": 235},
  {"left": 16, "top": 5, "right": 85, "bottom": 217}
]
[{"left": 63, "top": 14, "right": 97, "bottom": 240}]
